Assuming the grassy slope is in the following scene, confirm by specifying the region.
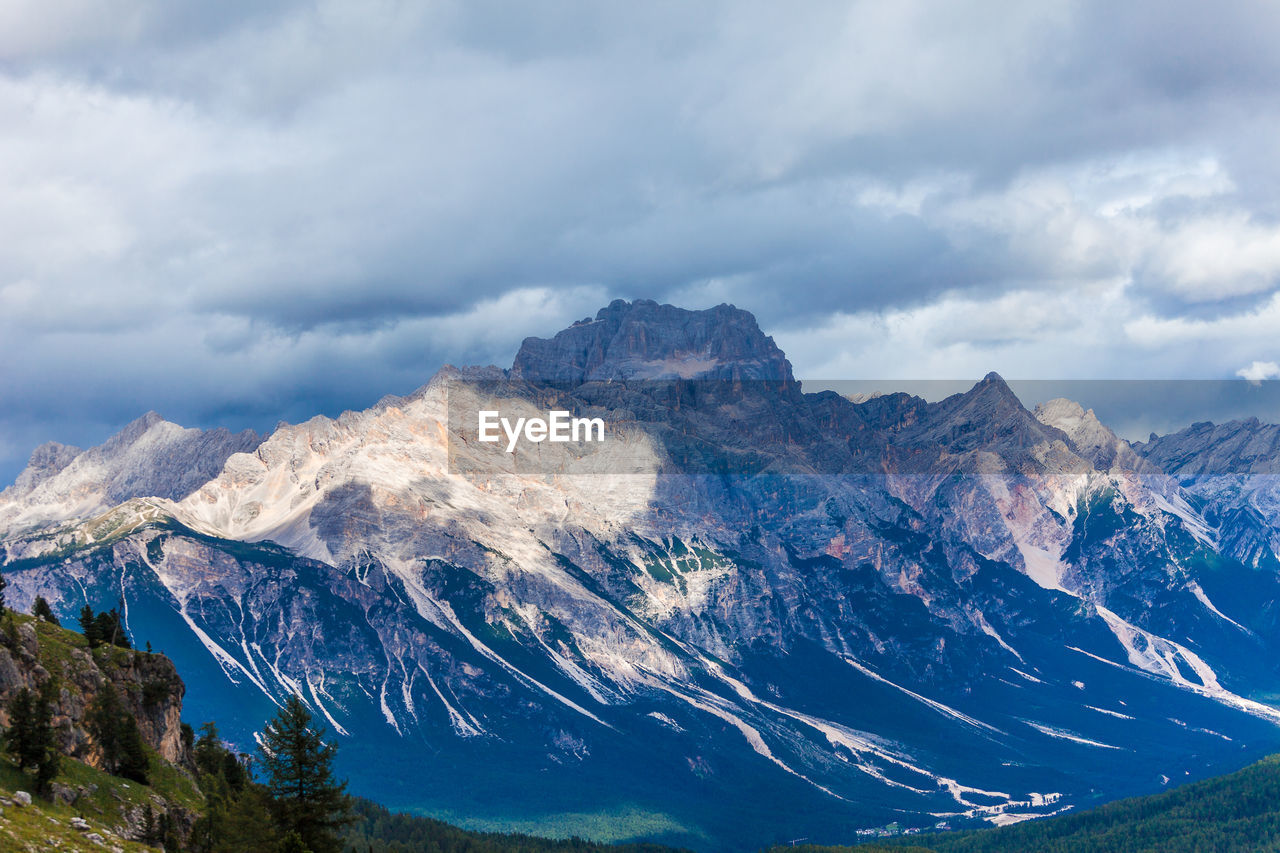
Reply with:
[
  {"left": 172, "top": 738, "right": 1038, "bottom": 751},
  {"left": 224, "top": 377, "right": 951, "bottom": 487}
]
[{"left": 0, "top": 753, "right": 171, "bottom": 852}]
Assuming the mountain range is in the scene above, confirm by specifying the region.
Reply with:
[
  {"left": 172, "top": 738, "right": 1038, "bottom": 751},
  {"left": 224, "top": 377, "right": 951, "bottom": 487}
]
[{"left": 3, "top": 299, "right": 1280, "bottom": 851}]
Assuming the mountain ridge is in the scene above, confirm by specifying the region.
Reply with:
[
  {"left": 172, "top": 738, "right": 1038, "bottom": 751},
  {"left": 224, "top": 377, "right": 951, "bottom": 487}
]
[{"left": 3, "top": 300, "right": 1280, "bottom": 850}]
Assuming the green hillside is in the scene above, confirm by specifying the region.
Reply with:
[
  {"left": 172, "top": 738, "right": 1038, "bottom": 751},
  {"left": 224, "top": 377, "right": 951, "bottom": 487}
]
[
  {"left": 0, "top": 752, "right": 187, "bottom": 852},
  {"left": 774, "top": 754, "right": 1280, "bottom": 853}
]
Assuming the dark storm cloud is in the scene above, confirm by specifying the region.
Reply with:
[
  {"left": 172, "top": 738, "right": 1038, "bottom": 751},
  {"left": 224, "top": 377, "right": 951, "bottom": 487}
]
[{"left": 5, "top": 0, "right": 1280, "bottom": 484}]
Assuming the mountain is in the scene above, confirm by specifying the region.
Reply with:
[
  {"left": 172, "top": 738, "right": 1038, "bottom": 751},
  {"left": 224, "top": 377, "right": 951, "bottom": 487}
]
[
  {"left": 0, "top": 414, "right": 261, "bottom": 534},
  {"left": 1135, "top": 419, "right": 1280, "bottom": 571},
  {"left": 3, "top": 300, "right": 1280, "bottom": 850},
  {"left": 511, "top": 298, "right": 795, "bottom": 383}
]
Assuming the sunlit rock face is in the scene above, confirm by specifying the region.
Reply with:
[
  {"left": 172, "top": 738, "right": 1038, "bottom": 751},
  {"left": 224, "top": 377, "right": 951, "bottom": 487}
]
[
  {"left": 0, "top": 413, "right": 261, "bottom": 534},
  {"left": 5, "top": 300, "right": 1280, "bottom": 850}
]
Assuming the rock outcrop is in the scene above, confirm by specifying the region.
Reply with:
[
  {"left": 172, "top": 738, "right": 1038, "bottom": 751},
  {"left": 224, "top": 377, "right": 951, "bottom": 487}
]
[
  {"left": 512, "top": 298, "right": 795, "bottom": 383},
  {"left": 0, "top": 616, "right": 189, "bottom": 768}
]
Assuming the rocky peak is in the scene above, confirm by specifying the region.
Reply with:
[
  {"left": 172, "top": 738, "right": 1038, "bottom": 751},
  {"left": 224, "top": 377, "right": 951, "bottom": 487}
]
[
  {"left": 1034, "top": 397, "right": 1149, "bottom": 473},
  {"left": 1138, "top": 417, "right": 1280, "bottom": 476},
  {"left": 6, "top": 442, "right": 82, "bottom": 496},
  {"left": 511, "top": 299, "right": 795, "bottom": 384},
  {"left": 108, "top": 411, "right": 167, "bottom": 448},
  {"left": 916, "top": 372, "right": 1069, "bottom": 455},
  {"left": 0, "top": 415, "right": 263, "bottom": 535}
]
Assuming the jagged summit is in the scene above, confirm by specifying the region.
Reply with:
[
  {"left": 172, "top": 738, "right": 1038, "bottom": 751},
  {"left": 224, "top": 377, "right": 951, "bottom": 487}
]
[
  {"left": 1138, "top": 417, "right": 1280, "bottom": 476},
  {"left": 1035, "top": 398, "right": 1150, "bottom": 473},
  {"left": 510, "top": 298, "right": 794, "bottom": 384},
  {"left": 9, "top": 441, "right": 82, "bottom": 494},
  {"left": 0, "top": 414, "right": 262, "bottom": 532},
  {"left": 907, "top": 370, "right": 1070, "bottom": 455}
]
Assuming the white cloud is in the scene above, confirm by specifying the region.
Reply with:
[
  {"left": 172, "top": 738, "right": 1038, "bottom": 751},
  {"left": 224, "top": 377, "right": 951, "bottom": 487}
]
[
  {"left": 9, "top": 0, "right": 1280, "bottom": 481},
  {"left": 1144, "top": 214, "right": 1280, "bottom": 301},
  {"left": 1237, "top": 361, "right": 1280, "bottom": 384}
]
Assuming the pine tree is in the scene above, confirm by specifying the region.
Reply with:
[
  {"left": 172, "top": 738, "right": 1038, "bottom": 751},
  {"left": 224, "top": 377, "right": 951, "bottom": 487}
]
[
  {"left": 87, "top": 683, "right": 122, "bottom": 770},
  {"left": 140, "top": 804, "right": 160, "bottom": 846},
  {"left": 194, "top": 721, "right": 225, "bottom": 779},
  {"left": 32, "top": 679, "right": 60, "bottom": 794},
  {"left": 93, "top": 608, "right": 131, "bottom": 649},
  {"left": 0, "top": 568, "right": 7, "bottom": 610},
  {"left": 258, "top": 695, "right": 353, "bottom": 853},
  {"left": 118, "top": 710, "right": 150, "bottom": 784},
  {"left": 5, "top": 680, "right": 60, "bottom": 793},
  {"left": 159, "top": 809, "right": 182, "bottom": 853},
  {"left": 220, "top": 783, "right": 280, "bottom": 852},
  {"left": 32, "top": 596, "right": 59, "bottom": 626},
  {"left": 278, "top": 830, "right": 312, "bottom": 853},
  {"left": 87, "top": 683, "right": 147, "bottom": 782},
  {"left": 1, "top": 609, "right": 18, "bottom": 649},
  {"left": 79, "top": 605, "right": 101, "bottom": 647},
  {"left": 34, "top": 741, "right": 60, "bottom": 794},
  {"left": 5, "top": 687, "right": 39, "bottom": 769}
]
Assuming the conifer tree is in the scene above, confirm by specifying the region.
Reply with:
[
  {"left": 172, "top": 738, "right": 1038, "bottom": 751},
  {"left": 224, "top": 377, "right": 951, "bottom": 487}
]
[
  {"left": 5, "top": 687, "right": 39, "bottom": 769},
  {"left": 87, "top": 682, "right": 123, "bottom": 770},
  {"left": 140, "top": 804, "right": 160, "bottom": 846},
  {"left": 93, "top": 608, "right": 131, "bottom": 649},
  {"left": 278, "top": 830, "right": 312, "bottom": 853},
  {"left": 33, "top": 678, "right": 60, "bottom": 793},
  {"left": 32, "top": 596, "right": 58, "bottom": 625},
  {"left": 87, "top": 682, "right": 148, "bottom": 782},
  {"left": 118, "top": 710, "right": 150, "bottom": 783},
  {"left": 1, "top": 609, "right": 18, "bottom": 649},
  {"left": 258, "top": 694, "right": 353, "bottom": 853},
  {"left": 5, "top": 679, "right": 60, "bottom": 793},
  {"left": 194, "top": 721, "right": 226, "bottom": 779},
  {"left": 79, "top": 605, "right": 101, "bottom": 647},
  {"left": 221, "top": 783, "right": 281, "bottom": 852}
]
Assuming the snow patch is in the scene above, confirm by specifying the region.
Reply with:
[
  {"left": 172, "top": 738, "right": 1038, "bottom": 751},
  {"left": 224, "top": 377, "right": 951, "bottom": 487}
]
[
  {"left": 1085, "top": 705, "right": 1135, "bottom": 720},
  {"left": 1023, "top": 721, "right": 1122, "bottom": 749},
  {"left": 1188, "top": 581, "right": 1250, "bottom": 633},
  {"left": 844, "top": 657, "right": 1001, "bottom": 734},
  {"left": 1009, "top": 668, "right": 1043, "bottom": 683}
]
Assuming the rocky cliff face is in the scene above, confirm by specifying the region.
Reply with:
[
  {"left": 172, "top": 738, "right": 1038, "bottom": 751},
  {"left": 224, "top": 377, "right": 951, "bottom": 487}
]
[
  {"left": 0, "top": 616, "right": 189, "bottom": 768},
  {"left": 1137, "top": 418, "right": 1280, "bottom": 476},
  {"left": 512, "top": 298, "right": 795, "bottom": 383},
  {"left": 0, "top": 413, "right": 261, "bottom": 535},
  {"left": 1134, "top": 418, "right": 1280, "bottom": 571},
  {"left": 3, "top": 301, "right": 1280, "bottom": 850}
]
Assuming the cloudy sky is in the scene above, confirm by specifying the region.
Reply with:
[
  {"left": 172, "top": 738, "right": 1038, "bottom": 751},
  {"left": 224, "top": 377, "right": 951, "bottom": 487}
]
[{"left": 3, "top": 0, "right": 1280, "bottom": 482}]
